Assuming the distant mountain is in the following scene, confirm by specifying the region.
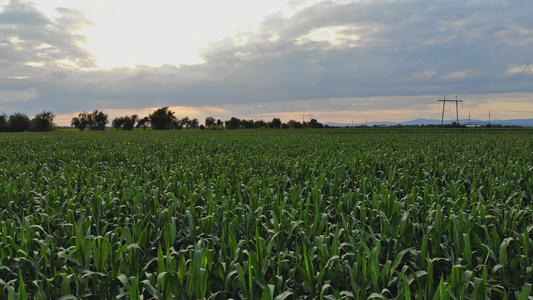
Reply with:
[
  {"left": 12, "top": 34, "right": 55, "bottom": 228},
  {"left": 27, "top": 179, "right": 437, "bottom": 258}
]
[{"left": 325, "top": 118, "right": 533, "bottom": 127}]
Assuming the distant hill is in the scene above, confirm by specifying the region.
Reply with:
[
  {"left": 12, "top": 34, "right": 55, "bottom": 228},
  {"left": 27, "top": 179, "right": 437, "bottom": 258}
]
[{"left": 326, "top": 118, "right": 533, "bottom": 127}]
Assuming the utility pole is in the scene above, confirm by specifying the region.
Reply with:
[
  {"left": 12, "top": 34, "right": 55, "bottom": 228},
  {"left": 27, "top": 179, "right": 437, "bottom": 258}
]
[
  {"left": 438, "top": 95, "right": 463, "bottom": 125},
  {"left": 301, "top": 114, "right": 313, "bottom": 125}
]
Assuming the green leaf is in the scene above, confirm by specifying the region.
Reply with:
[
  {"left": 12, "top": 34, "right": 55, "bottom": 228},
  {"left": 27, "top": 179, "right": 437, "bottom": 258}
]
[
  {"left": 518, "top": 283, "right": 532, "bottom": 300},
  {"left": 261, "top": 284, "right": 274, "bottom": 300},
  {"left": 273, "top": 291, "right": 293, "bottom": 300},
  {"left": 17, "top": 272, "right": 27, "bottom": 300},
  {"left": 368, "top": 293, "right": 387, "bottom": 299}
]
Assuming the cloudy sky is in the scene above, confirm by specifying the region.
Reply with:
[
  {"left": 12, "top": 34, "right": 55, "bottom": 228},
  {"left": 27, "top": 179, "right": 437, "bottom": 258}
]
[{"left": 1, "top": 0, "right": 533, "bottom": 126}]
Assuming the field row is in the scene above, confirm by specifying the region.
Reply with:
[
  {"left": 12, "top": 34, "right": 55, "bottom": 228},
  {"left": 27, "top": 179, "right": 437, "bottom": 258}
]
[{"left": 0, "top": 129, "right": 532, "bottom": 299}]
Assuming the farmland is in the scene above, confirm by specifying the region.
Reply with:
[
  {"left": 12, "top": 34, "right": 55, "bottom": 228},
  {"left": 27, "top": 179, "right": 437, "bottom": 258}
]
[{"left": 0, "top": 128, "right": 532, "bottom": 299}]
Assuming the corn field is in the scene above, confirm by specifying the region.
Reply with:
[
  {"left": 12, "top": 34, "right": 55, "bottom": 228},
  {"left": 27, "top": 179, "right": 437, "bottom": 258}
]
[{"left": 0, "top": 128, "right": 532, "bottom": 299}]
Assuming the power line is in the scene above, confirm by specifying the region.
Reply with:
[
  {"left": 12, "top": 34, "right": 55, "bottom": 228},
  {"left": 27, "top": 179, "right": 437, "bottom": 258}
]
[
  {"left": 438, "top": 95, "right": 463, "bottom": 125},
  {"left": 301, "top": 114, "right": 314, "bottom": 123}
]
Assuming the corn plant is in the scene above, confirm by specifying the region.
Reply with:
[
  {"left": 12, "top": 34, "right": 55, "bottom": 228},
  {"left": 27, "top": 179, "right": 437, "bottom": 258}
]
[{"left": 0, "top": 128, "right": 532, "bottom": 299}]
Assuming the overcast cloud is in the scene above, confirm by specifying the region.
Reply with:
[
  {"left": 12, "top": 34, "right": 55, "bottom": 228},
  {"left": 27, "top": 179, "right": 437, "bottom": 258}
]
[{"left": 1, "top": 0, "right": 532, "bottom": 124}]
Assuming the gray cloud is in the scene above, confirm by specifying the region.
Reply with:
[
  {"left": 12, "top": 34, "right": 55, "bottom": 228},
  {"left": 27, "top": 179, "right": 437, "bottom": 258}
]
[
  {"left": 1, "top": 0, "right": 532, "bottom": 118},
  {"left": 0, "top": 0, "right": 95, "bottom": 69}
]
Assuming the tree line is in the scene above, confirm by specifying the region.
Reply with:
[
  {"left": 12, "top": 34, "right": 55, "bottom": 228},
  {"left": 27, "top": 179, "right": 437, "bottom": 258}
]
[
  {"left": 1, "top": 107, "right": 324, "bottom": 132},
  {"left": 0, "top": 111, "right": 55, "bottom": 132}
]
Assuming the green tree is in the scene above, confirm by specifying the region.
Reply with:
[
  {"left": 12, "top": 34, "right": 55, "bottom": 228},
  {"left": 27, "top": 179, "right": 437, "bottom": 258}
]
[
  {"left": 0, "top": 112, "right": 8, "bottom": 132},
  {"left": 190, "top": 118, "right": 199, "bottom": 129},
  {"left": 136, "top": 117, "right": 150, "bottom": 130},
  {"left": 254, "top": 119, "right": 267, "bottom": 129},
  {"left": 89, "top": 110, "right": 108, "bottom": 130},
  {"left": 31, "top": 111, "right": 55, "bottom": 132},
  {"left": 71, "top": 112, "right": 89, "bottom": 131},
  {"left": 123, "top": 114, "right": 138, "bottom": 130},
  {"left": 149, "top": 107, "right": 176, "bottom": 130},
  {"left": 225, "top": 117, "right": 241, "bottom": 130},
  {"left": 181, "top": 116, "right": 190, "bottom": 129},
  {"left": 241, "top": 119, "right": 254, "bottom": 129},
  {"left": 112, "top": 117, "right": 126, "bottom": 130},
  {"left": 71, "top": 110, "right": 108, "bottom": 131},
  {"left": 287, "top": 119, "right": 303, "bottom": 129},
  {"left": 205, "top": 116, "right": 216, "bottom": 127},
  {"left": 9, "top": 112, "right": 30, "bottom": 132},
  {"left": 268, "top": 118, "right": 281, "bottom": 129},
  {"left": 113, "top": 114, "right": 138, "bottom": 130},
  {"left": 309, "top": 118, "right": 323, "bottom": 128}
]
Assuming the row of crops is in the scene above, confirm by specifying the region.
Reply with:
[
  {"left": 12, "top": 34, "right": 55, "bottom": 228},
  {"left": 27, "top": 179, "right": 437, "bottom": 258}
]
[{"left": 0, "top": 128, "right": 532, "bottom": 299}]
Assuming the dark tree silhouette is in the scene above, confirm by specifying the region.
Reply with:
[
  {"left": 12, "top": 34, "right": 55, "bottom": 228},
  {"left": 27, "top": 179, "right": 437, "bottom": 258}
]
[
  {"left": 9, "top": 113, "right": 30, "bottom": 132},
  {"left": 71, "top": 110, "right": 108, "bottom": 131},
  {"left": 31, "top": 111, "right": 55, "bottom": 132},
  {"left": 205, "top": 116, "right": 216, "bottom": 127},
  {"left": 113, "top": 115, "right": 138, "bottom": 130},
  {"left": 191, "top": 118, "right": 199, "bottom": 129},
  {"left": 0, "top": 112, "right": 8, "bottom": 132},
  {"left": 225, "top": 117, "right": 241, "bottom": 130},
  {"left": 287, "top": 120, "right": 303, "bottom": 129},
  {"left": 136, "top": 117, "right": 150, "bottom": 130},
  {"left": 254, "top": 120, "right": 267, "bottom": 128},
  {"left": 149, "top": 107, "right": 176, "bottom": 130},
  {"left": 71, "top": 112, "right": 89, "bottom": 130},
  {"left": 89, "top": 110, "right": 108, "bottom": 130},
  {"left": 269, "top": 118, "right": 281, "bottom": 129}
]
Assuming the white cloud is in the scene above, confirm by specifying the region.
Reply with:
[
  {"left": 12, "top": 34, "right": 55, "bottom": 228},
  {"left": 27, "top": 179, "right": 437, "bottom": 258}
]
[
  {"left": 412, "top": 70, "right": 436, "bottom": 80},
  {"left": 296, "top": 25, "right": 362, "bottom": 48},
  {"left": 506, "top": 64, "right": 533, "bottom": 75},
  {"left": 441, "top": 71, "right": 469, "bottom": 80}
]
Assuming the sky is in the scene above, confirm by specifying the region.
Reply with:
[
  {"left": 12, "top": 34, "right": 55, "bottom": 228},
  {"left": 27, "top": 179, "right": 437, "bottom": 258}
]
[{"left": 1, "top": 0, "right": 533, "bottom": 126}]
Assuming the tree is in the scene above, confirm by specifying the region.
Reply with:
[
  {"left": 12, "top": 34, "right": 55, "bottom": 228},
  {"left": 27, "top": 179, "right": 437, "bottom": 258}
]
[
  {"left": 268, "top": 118, "right": 281, "bottom": 129},
  {"left": 181, "top": 116, "right": 190, "bottom": 129},
  {"left": 0, "top": 112, "right": 8, "bottom": 132},
  {"left": 123, "top": 114, "right": 138, "bottom": 130},
  {"left": 31, "top": 111, "right": 55, "bottom": 132},
  {"left": 254, "top": 119, "right": 267, "bottom": 129},
  {"left": 89, "top": 110, "right": 108, "bottom": 130},
  {"left": 149, "top": 107, "right": 176, "bottom": 130},
  {"left": 190, "top": 118, "right": 199, "bottom": 129},
  {"left": 205, "top": 116, "right": 216, "bottom": 127},
  {"left": 287, "top": 119, "right": 303, "bottom": 129},
  {"left": 112, "top": 117, "right": 126, "bottom": 130},
  {"left": 113, "top": 115, "right": 138, "bottom": 130},
  {"left": 216, "top": 119, "right": 224, "bottom": 127},
  {"left": 309, "top": 118, "right": 323, "bottom": 128},
  {"left": 225, "top": 117, "right": 241, "bottom": 130},
  {"left": 171, "top": 118, "right": 180, "bottom": 129},
  {"left": 71, "top": 110, "right": 108, "bottom": 131},
  {"left": 241, "top": 119, "right": 254, "bottom": 129},
  {"left": 136, "top": 117, "right": 150, "bottom": 130},
  {"left": 9, "top": 112, "right": 30, "bottom": 132},
  {"left": 71, "top": 112, "right": 89, "bottom": 131}
]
